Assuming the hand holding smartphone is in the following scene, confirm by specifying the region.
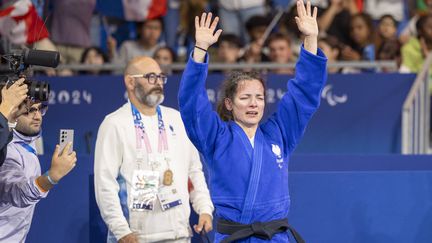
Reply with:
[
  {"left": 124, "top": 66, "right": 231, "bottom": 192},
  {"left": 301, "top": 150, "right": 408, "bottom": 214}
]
[{"left": 59, "top": 129, "right": 74, "bottom": 155}]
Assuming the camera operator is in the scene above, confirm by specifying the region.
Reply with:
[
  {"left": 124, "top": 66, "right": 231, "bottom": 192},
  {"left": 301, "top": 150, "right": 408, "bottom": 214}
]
[
  {"left": 0, "top": 101, "right": 77, "bottom": 242},
  {"left": 0, "top": 78, "right": 28, "bottom": 166}
]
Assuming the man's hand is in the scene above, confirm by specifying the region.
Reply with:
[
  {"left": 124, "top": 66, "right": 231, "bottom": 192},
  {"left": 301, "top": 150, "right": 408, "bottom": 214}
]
[
  {"left": 48, "top": 143, "right": 77, "bottom": 182},
  {"left": 194, "top": 213, "right": 213, "bottom": 234},
  {"left": 195, "top": 12, "right": 223, "bottom": 51},
  {"left": 0, "top": 78, "right": 28, "bottom": 120},
  {"left": 118, "top": 233, "right": 138, "bottom": 243}
]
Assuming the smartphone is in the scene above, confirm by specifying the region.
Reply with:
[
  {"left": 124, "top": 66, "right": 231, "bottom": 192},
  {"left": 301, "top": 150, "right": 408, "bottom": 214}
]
[{"left": 59, "top": 129, "right": 74, "bottom": 155}]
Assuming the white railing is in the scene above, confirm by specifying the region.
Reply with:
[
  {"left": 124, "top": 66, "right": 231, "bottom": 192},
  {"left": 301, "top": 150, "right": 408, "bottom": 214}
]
[
  {"left": 402, "top": 54, "right": 432, "bottom": 154},
  {"left": 0, "top": 60, "right": 399, "bottom": 73}
]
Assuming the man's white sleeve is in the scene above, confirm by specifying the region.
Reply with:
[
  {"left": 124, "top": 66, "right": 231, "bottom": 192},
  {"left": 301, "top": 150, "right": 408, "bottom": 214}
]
[
  {"left": 94, "top": 119, "right": 132, "bottom": 240},
  {"left": 187, "top": 140, "right": 214, "bottom": 217}
]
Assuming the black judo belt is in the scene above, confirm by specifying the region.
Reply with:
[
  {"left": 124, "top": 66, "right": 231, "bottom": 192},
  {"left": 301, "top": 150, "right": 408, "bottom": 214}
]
[{"left": 217, "top": 218, "right": 305, "bottom": 243}]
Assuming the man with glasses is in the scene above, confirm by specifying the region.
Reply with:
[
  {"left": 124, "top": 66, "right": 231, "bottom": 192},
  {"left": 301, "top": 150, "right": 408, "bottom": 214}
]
[
  {"left": 0, "top": 101, "right": 78, "bottom": 242},
  {"left": 94, "top": 56, "right": 213, "bottom": 243}
]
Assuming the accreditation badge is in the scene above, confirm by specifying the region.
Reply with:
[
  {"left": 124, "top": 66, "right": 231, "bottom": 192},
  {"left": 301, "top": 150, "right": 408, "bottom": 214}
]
[
  {"left": 158, "top": 186, "right": 182, "bottom": 211},
  {"left": 130, "top": 170, "right": 159, "bottom": 211},
  {"left": 148, "top": 154, "right": 164, "bottom": 169}
]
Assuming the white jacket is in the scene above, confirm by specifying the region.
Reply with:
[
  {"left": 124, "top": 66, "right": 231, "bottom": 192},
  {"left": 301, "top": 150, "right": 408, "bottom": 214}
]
[{"left": 94, "top": 102, "right": 213, "bottom": 242}]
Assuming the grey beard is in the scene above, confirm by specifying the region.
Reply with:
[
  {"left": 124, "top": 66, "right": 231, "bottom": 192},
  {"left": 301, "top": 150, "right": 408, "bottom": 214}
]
[
  {"left": 135, "top": 89, "right": 164, "bottom": 107},
  {"left": 144, "top": 93, "right": 164, "bottom": 107}
]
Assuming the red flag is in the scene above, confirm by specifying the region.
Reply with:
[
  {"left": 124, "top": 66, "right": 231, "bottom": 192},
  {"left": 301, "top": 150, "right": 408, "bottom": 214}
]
[
  {"left": 122, "top": 0, "right": 167, "bottom": 21},
  {"left": 0, "top": 0, "right": 49, "bottom": 45}
]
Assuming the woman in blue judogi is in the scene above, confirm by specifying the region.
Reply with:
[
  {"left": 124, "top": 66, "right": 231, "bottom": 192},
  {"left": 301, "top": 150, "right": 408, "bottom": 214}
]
[{"left": 178, "top": 1, "right": 327, "bottom": 242}]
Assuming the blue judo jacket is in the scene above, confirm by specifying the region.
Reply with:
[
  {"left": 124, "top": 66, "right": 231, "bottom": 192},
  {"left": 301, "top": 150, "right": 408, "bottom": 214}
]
[{"left": 179, "top": 46, "right": 327, "bottom": 242}]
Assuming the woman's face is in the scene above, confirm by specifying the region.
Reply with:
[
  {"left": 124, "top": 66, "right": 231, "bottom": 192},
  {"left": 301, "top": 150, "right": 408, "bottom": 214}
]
[
  {"left": 84, "top": 49, "right": 104, "bottom": 65},
  {"left": 154, "top": 48, "right": 173, "bottom": 65},
  {"left": 226, "top": 79, "right": 265, "bottom": 129},
  {"left": 379, "top": 17, "right": 397, "bottom": 40},
  {"left": 350, "top": 16, "right": 371, "bottom": 46}
]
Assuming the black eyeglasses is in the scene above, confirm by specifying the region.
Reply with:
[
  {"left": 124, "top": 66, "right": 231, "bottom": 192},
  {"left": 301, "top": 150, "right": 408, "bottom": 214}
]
[
  {"left": 24, "top": 104, "right": 48, "bottom": 117},
  {"left": 130, "top": 73, "right": 168, "bottom": 84}
]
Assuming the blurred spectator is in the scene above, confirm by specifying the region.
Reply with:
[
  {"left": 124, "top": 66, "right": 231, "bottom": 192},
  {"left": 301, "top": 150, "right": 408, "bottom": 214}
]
[
  {"left": 317, "top": 0, "right": 358, "bottom": 46},
  {"left": 245, "top": 15, "right": 271, "bottom": 42},
  {"left": 80, "top": 47, "right": 110, "bottom": 75},
  {"left": 377, "top": 14, "right": 399, "bottom": 42},
  {"left": 153, "top": 46, "right": 177, "bottom": 74},
  {"left": 47, "top": 0, "right": 96, "bottom": 64},
  {"left": 400, "top": 14, "right": 432, "bottom": 73},
  {"left": 342, "top": 13, "right": 376, "bottom": 62},
  {"left": 376, "top": 39, "right": 401, "bottom": 72},
  {"left": 214, "top": 34, "right": 243, "bottom": 73},
  {"left": 154, "top": 46, "right": 176, "bottom": 65},
  {"left": 318, "top": 36, "right": 342, "bottom": 73},
  {"left": 241, "top": 15, "right": 271, "bottom": 64},
  {"left": 241, "top": 38, "right": 267, "bottom": 64},
  {"left": 363, "top": 0, "right": 406, "bottom": 22},
  {"left": 177, "top": 0, "right": 209, "bottom": 60},
  {"left": 279, "top": 6, "right": 303, "bottom": 59},
  {"left": 267, "top": 32, "right": 293, "bottom": 74},
  {"left": 108, "top": 18, "right": 164, "bottom": 65},
  {"left": 217, "top": 34, "right": 243, "bottom": 63},
  {"left": 400, "top": 0, "right": 432, "bottom": 43},
  {"left": 164, "top": 0, "right": 181, "bottom": 49},
  {"left": 375, "top": 14, "right": 400, "bottom": 71},
  {"left": 218, "top": 0, "right": 267, "bottom": 42}
]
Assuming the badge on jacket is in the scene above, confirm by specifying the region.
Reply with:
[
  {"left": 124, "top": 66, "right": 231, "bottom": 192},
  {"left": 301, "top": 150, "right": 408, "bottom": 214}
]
[{"left": 271, "top": 144, "right": 284, "bottom": 168}]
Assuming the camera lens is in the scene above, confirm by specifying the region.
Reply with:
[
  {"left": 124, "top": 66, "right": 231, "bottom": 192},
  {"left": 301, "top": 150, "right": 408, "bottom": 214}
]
[{"left": 28, "top": 80, "right": 50, "bottom": 102}]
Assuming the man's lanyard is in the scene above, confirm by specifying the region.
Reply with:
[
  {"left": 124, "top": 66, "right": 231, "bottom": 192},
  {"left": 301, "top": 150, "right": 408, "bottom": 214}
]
[
  {"left": 17, "top": 142, "right": 37, "bottom": 155},
  {"left": 131, "top": 103, "right": 168, "bottom": 160}
]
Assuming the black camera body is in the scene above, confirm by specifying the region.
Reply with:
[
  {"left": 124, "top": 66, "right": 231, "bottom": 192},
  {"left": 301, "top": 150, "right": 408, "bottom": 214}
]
[{"left": 0, "top": 49, "right": 60, "bottom": 102}]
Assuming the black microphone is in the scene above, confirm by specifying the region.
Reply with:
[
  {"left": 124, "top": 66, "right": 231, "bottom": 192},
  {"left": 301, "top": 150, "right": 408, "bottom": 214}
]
[{"left": 22, "top": 49, "right": 60, "bottom": 68}]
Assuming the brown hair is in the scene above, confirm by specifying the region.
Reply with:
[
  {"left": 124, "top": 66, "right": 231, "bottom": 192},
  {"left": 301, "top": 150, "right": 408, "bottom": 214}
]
[
  {"left": 266, "top": 32, "right": 292, "bottom": 47},
  {"left": 217, "top": 71, "right": 266, "bottom": 121}
]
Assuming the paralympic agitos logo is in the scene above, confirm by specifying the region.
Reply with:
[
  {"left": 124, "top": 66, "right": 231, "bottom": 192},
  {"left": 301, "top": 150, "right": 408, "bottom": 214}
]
[{"left": 321, "top": 84, "right": 347, "bottom": 106}]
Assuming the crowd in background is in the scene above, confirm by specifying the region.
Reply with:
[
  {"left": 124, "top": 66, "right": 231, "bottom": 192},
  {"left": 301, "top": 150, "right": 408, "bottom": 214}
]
[{"left": 1, "top": 0, "right": 432, "bottom": 76}]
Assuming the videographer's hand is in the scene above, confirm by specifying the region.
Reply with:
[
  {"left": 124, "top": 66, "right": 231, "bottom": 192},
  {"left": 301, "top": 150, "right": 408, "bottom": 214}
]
[
  {"left": 48, "top": 143, "right": 77, "bottom": 183},
  {"left": 0, "top": 78, "right": 28, "bottom": 121}
]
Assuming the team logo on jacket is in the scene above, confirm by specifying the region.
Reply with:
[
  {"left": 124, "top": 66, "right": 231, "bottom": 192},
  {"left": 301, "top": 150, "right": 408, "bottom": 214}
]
[
  {"left": 271, "top": 144, "right": 284, "bottom": 168},
  {"left": 169, "top": 125, "right": 176, "bottom": 136}
]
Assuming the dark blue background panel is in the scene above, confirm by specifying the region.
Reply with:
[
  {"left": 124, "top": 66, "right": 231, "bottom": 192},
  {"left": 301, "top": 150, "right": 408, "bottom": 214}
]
[
  {"left": 27, "top": 154, "right": 432, "bottom": 243},
  {"left": 37, "top": 73, "right": 415, "bottom": 155}
]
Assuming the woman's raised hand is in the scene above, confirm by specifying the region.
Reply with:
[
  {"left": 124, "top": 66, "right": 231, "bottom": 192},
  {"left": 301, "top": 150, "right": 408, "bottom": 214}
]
[{"left": 195, "top": 12, "right": 223, "bottom": 50}]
